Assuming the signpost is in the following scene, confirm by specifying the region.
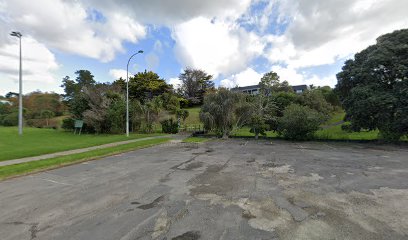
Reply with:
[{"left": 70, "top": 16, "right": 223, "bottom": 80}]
[{"left": 74, "top": 120, "right": 84, "bottom": 135}]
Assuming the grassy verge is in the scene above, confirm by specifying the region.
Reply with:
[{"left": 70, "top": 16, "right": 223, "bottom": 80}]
[
  {"left": 315, "top": 125, "right": 379, "bottom": 140},
  {"left": 182, "top": 136, "right": 212, "bottom": 143},
  {"left": 0, "top": 138, "right": 170, "bottom": 180},
  {"left": 0, "top": 127, "right": 164, "bottom": 161},
  {"left": 323, "top": 111, "right": 346, "bottom": 126}
]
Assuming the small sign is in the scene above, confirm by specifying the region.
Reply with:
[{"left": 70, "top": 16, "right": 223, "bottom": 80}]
[{"left": 74, "top": 120, "right": 84, "bottom": 128}]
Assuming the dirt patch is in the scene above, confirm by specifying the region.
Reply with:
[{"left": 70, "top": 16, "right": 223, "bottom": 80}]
[
  {"left": 137, "top": 195, "right": 165, "bottom": 210},
  {"left": 171, "top": 231, "right": 201, "bottom": 240}
]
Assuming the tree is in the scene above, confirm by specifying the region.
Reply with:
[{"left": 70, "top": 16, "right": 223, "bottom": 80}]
[
  {"left": 277, "top": 104, "right": 325, "bottom": 140},
  {"left": 259, "top": 71, "right": 293, "bottom": 95},
  {"left": 300, "top": 90, "right": 333, "bottom": 118},
  {"left": 248, "top": 95, "right": 277, "bottom": 139},
  {"left": 176, "top": 109, "right": 189, "bottom": 125},
  {"left": 179, "top": 68, "right": 214, "bottom": 105},
  {"left": 41, "top": 110, "right": 54, "bottom": 126},
  {"left": 336, "top": 29, "right": 408, "bottom": 140},
  {"left": 61, "top": 70, "right": 96, "bottom": 118},
  {"left": 200, "top": 89, "right": 251, "bottom": 138},
  {"left": 124, "top": 70, "right": 171, "bottom": 103},
  {"left": 136, "top": 96, "right": 163, "bottom": 133}
]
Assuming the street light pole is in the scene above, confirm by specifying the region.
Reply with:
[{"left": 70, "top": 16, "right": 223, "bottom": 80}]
[
  {"left": 126, "top": 50, "right": 144, "bottom": 137},
  {"left": 10, "top": 31, "right": 23, "bottom": 135}
]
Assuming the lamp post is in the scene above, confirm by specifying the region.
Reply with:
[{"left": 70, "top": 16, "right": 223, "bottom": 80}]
[
  {"left": 126, "top": 50, "right": 144, "bottom": 137},
  {"left": 10, "top": 31, "right": 23, "bottom": 136}
]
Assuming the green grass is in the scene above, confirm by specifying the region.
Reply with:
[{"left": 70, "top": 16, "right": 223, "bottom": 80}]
[
  {"left": 315, "top": 125, "right": 379, "bottom": 140},
  {"left": 230, "top": 127, "right": 278, "bottom": 138},
  {"left": 182, "top": 136, "right": 211, "bottom": 143},
  {"left": 0, "top": 127, "right": 164, "bottom": 161},
  {"left": 183, "top": 107, "right": 201, "bottom": 125},
  {"left": 0, "top": 137, "right": 170, "bottom": 180},
  {"left": 324, "top": 111, "right": 346, "bottom": 126}
]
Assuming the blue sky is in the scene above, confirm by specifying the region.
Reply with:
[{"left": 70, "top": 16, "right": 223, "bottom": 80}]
[{"left": 1, "top": 0, "right": 407, "bottom": 95}]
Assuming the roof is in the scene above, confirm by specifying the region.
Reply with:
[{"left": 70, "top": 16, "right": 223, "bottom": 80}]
[
  {"left": 292, "top": 85, "right": 308, "bottom": 91},
  {"left": 231, "top": 84, "right": 308, "bottom": 92},
  {"left": 231, "top": 85, "right": 260, "bottom": 91}
]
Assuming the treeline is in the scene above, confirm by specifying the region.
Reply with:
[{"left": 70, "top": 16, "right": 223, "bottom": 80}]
[
  {"left": 60, "top": 68, "right": 214, "bottom": 134},
  {"left": 200, "top": 72, "right": 340, "bottom": 140},
  {"left": 0, "top": 92, "right": 65, "bottom": 128}
]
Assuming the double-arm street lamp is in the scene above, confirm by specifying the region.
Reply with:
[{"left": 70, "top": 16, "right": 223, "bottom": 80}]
[
  {"left": 126, "top": 50, "right": 144, "bottom": 137},
  {"left": 10, "top": 31, "right": 23, "bottom": 136}
]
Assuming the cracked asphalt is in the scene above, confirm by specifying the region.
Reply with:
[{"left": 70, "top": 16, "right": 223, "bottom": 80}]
[{"left": 1, "top": 139, "right": 408, "bottom": 239}]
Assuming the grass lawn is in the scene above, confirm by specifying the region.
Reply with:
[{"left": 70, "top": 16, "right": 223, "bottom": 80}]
[
  {"left": 183, "top": 107, "right": 201, "bottom": 125},
  {"left": 230, "top": 127, "right": 278, "bottom": 138},
  {"left": 315, "top": 125, "right": 379, "bottom": 140},
  {"left": 182, "top": 136, "right": 212, "bottom": 143},
  {"left": 0, "top": 127, "right": 164, "bottom": 161},
  {"left": 0, "top": 137, "right": 170, "bottom": 180},
  {"left": 324, "top": 111, "right": 346, "bottom": 126}
]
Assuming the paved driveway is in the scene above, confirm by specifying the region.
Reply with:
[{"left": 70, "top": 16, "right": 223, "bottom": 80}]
[{"left": 1, "top": 140, "right": 407, "bottom": 239}]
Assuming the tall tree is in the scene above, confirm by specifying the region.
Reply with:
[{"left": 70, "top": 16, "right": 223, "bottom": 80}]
[
  {"left": 121, "top": 70, "right": 171, "bottom": 102},
  {"left": 60, "top": 70, "right": 96, "bottom": 118},
  {"left": 179, "top": 68, "right": 214, "bottom": 105},
  {"left": 200, "top": 88, "right": 251, "bottom": 138},
  {"left": 259, "top": 71, "right": 292, "bottom": 95},
  {"left": 336, "top": 29, "right": 408, "bottom": 140}
]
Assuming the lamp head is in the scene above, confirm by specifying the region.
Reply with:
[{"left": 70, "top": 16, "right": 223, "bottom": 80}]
[
  {"left": 10, "top": 31, "right": 22, "bottom": 38},
  {"left": 138, "top": 50, "right": 144, "bottom": 54}
]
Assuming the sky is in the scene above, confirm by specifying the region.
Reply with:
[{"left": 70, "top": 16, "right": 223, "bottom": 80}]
[{"left": 0, "top": 0, "right": 407, "bottom": 95}]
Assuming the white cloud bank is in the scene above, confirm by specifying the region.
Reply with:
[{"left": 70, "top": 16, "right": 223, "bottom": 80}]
[{"left": 1, "top": 0, "right": 407, "bottom": 94}]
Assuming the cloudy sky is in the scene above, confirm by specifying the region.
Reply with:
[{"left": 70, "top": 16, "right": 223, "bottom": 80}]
[{"left": 0, "top": 0, "right": 407, "bottom": 95}]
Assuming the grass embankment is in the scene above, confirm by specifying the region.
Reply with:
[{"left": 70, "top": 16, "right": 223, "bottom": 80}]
[
  {"left": 0, "top": 127, "right": 164, "bottom": 161},
  {"left": 0, "top": 137, "right": 170, "bottom": 180},
  {"left": 183, "top": 107, "right": 201, "bottom": 125},
  {"left": 229, "top": 111, "right": 382, "bottom": 141}
]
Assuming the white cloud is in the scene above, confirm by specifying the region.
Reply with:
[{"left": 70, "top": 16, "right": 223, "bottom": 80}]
[
  {"left": 271, "top": 65, "right": 337, "bottom": 87},
  {"left": 108, "top": 69, "right": 127, "bottom": 80},
  {"left": 87, "top": 0, "right": 252, "bottom": 25},
  {"left": 173, "top": 17, "right": 265, "bottom": 78},
  {"left": 0, "top": 36, "right": 59, "bottom": 94},
  {"left": 168, "top": 77, "right": 182, "bottom": 89},
  {"left": 220, "top": 67, "right": 263, "bottom": 88},
  {"left": 1, "top": 0, "right": 146, "bottom": 62},
  {"left": 265, "top": 0, "right": 408, "bottom": 69}
]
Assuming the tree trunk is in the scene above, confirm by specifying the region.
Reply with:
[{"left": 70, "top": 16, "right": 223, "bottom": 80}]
[
  {"left": 222, "top": 131, "right": 228, "bottom": 139},
  {"left": 255, "top": 132, "right": 259, "bottom": 139},
  {"left": 46, "top": 118, "right": 49, "bottom": 126}
]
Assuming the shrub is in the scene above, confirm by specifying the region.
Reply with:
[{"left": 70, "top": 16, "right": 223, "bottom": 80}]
[
  {"left": 176, "top": 109, "right": 189, "bottom": 123},
  {"left": 341, "top": 122, "right": 353, "bottom": 132},
  {"left": 277, "top": 104, "right": 325, "bottom": 140},
  {"left": 61, "top": 118, "right": 75, "bottom": 131},
  {"left": 161, "top": 118, "right": 179, "bottom": 134},
  {"left": 2, "top": 112, "right": 18, "bottom": 126}
]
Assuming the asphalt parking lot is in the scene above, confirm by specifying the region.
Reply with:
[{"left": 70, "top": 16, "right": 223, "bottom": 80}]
[{"left": 1, "top": 139, "right": 407, "bottom": 240}]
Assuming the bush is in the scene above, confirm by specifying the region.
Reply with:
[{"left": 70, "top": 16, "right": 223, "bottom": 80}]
[
  {"left": 2, "top": 112, "right": 18, "bottom": 126},
  {"left": 277, "top": 104, "right": 325, "bottom": 140},
  {"left": 341, "top": 122, "right": 353, "bottom": 132},
  {"left": 161, "top": 118, "right": 179, "bottom": 134},
  {"left": 61, "top": 118, "right": 75, "bottom": 131}
]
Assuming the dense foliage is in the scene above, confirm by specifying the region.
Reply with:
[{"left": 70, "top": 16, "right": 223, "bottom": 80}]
[
  {"left": 336, "top": 29, "right": 408, "bottom": 140},
  {"left": 178, "top": 68, "right": 214, "bottom": 105},
  {"left": 200, "top": 88, "right": 251, "bottom": 138},
  {"left": 277, "top": 104, "right": 326, "bottom": 140},
  {"left": 161, "top": 118, "right": 179, "bottom": 134}
]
